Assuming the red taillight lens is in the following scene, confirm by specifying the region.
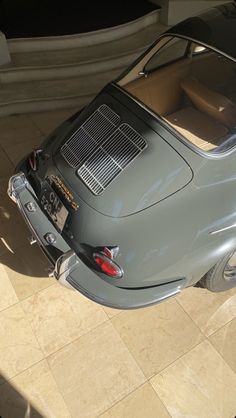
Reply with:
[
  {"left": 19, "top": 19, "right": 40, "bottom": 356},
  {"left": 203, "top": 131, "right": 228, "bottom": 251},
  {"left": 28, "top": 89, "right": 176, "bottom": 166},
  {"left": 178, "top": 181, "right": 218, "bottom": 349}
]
[{"left": 93, "top": 253, "right": 123, "bottom": 278}]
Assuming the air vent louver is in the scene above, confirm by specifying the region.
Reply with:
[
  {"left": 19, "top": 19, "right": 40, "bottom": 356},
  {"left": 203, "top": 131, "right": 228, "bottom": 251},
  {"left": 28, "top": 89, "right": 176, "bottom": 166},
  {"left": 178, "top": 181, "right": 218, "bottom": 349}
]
[
  {"left": 77, "top": 123, "right": 147, "bottom": 195},
  {"left": 60, "top": 104, "right": 147, "bottom": 195},
  {"left": 60, "top": 104, "right": 120, "bottom": 168}
]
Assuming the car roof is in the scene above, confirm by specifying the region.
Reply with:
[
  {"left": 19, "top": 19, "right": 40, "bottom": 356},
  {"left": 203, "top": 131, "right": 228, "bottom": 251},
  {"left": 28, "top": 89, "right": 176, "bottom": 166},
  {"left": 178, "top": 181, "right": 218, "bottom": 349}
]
[{"left": 165, "top": 1, "right": 236, "bottom": 60}]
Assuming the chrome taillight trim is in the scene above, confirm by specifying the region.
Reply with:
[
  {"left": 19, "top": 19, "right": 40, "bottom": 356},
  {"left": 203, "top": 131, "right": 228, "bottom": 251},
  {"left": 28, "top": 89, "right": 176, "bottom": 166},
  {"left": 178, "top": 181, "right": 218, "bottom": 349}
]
[{"left": 93, "top": 252, "right": 124, "bottom": 279}]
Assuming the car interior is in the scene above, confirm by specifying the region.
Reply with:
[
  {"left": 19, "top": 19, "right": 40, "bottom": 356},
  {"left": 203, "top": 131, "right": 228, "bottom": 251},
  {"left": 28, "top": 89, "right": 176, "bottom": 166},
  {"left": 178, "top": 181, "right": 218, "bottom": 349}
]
[{"left": 119, "top": 37, "right": 236, "bottom": 152}]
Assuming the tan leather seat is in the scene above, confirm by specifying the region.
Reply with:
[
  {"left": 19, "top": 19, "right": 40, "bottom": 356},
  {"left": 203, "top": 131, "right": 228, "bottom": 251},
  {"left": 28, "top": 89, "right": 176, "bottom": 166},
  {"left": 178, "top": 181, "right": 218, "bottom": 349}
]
[
  {"left": 165, "top": 107, "right": 228, "bottom": 151},
  {"left": 181, "top": 77, "right": 236, "bottom": 129},
  {"left": 125, "top": 58, "right": 191, "bottom": 116}
]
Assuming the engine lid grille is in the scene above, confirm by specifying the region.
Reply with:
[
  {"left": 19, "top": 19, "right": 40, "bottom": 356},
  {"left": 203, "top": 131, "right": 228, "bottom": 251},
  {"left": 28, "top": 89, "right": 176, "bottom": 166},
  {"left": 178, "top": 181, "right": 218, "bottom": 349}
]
[
  {"left": 77, "top": 123, "right": 147, "bottom": 195},
  {"left": 60, "top": 104, "right": 147, "bottom": 195},
  {"left": 60, "top": 104, "right": 120, "bottom": 168}
]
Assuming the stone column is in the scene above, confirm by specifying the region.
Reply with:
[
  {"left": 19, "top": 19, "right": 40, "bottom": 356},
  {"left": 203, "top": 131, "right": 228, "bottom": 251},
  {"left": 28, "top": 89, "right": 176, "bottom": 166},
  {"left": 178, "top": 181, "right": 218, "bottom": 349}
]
[
  {"left": 150, "top": 0, "right": 230, "bottom": 25},
  {"left": 0, "top": 31, "right": 10, "bottom": 65}
]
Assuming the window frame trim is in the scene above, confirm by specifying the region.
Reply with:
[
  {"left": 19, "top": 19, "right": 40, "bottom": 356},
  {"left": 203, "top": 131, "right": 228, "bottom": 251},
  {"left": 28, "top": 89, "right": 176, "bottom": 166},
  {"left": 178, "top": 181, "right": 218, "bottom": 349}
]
[{"left": 116, "top": 34, "right": 236, "bottom": 158}]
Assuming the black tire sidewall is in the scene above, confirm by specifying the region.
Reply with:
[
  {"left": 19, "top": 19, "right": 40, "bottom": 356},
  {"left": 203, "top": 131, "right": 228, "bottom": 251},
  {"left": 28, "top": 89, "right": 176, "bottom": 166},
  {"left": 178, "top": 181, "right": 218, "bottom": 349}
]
[{"left": 204, "top": 251, "right": 236, "bottom": 292}]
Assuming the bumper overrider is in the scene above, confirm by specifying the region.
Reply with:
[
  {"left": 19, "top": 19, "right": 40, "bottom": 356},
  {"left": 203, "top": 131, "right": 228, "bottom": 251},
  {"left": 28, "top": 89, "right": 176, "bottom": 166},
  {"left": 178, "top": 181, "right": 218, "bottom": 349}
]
[{"left": 8, "top": 172, "right": 185, "bottom": 309}]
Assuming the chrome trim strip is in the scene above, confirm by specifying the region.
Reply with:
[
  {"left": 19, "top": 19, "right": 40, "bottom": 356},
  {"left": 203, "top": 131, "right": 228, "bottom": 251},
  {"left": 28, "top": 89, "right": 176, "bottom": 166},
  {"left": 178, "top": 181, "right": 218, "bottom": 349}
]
[
  {"left": 54, "top": 250, "right": 79, "bottom": 288},
  {"left": 67, "top": 275, "right": 181, "bottom": 310},
  {"left": 8, "top": 172, "right": 31, "bottom": 203},
  {"left": 209, "top": 223, "right": 236, "bottom": 235},
  {"left": 8, "top": 173, "right": 44, "bottom": 246},
  {"left": 162, "top": 33, "right": 236, "bottom": 63}
]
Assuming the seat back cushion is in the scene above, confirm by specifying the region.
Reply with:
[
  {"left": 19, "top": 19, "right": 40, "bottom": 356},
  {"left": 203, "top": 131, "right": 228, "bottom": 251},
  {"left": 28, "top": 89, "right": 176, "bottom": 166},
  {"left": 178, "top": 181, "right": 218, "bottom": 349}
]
[{"left": 181, "top": 77, "right": 236, "bottom": 128}]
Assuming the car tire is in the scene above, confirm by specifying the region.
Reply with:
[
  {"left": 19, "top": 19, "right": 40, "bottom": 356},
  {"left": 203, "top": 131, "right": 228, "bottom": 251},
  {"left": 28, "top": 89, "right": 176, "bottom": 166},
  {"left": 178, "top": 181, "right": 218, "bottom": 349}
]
[{"left": 200, "top": 250, "right": 236, "bottom": 292}]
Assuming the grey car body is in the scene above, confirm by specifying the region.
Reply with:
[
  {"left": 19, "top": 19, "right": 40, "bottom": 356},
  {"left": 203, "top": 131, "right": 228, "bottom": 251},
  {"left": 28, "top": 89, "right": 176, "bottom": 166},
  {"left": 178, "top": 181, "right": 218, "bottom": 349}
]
[{"left": 8, "top": 2, "right": 236, "bottom": 308}]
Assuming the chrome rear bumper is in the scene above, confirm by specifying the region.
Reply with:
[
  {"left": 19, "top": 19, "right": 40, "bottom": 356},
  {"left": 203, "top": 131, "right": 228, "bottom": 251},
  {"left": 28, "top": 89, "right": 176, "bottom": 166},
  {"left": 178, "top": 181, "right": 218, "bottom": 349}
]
[
  {"left": 8, "top": 172, "right": 76, "bottom": 287},
  {"left": 8, "top": 172, "right": 186, "bottom": 309}
]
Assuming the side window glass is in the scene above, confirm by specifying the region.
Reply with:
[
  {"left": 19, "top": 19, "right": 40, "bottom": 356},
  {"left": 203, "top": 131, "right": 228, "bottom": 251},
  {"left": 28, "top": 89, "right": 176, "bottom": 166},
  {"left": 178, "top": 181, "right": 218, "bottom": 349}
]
[{"left": 144, "top": 37, "right": 189, "bottom": 73}]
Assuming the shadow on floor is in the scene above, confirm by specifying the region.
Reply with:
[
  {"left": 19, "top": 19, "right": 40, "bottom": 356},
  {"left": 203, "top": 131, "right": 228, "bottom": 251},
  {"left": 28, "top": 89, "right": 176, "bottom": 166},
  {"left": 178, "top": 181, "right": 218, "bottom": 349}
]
[
  {"left": 0, "top": 179, "right": 51, "bottom": 278},
  {"left": 0, "top": 375, "right": 44, "bottom": 418}
]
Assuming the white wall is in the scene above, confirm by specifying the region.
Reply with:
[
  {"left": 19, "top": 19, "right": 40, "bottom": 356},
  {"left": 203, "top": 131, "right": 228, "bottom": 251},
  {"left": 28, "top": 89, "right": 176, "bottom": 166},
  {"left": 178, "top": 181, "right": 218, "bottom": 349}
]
[
  {"left": 0, "top": 32, "right": 10, "bottom": 66},
  {"left": 168, "top": 0, "right": 230, "bottom": 25},
  {"left": 150, "top": 0, "right": 230, "bottom": 24}
]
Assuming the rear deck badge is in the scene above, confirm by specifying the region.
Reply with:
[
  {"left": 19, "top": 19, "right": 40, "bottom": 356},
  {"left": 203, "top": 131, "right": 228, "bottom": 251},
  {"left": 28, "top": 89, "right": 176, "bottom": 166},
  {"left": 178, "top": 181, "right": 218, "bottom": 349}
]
[{"left": 51, "top": 175, "right": 79, "bottom": 211}]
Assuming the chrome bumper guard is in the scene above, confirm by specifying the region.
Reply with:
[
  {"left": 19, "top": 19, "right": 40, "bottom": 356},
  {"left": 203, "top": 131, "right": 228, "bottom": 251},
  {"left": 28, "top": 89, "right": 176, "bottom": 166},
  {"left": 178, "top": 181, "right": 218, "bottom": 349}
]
[
  {"left": 8, "top": 172, "right": 29, "bottom": 203},
  {"left": 8, "top": 173, "right": 77, "bottom": 287}
]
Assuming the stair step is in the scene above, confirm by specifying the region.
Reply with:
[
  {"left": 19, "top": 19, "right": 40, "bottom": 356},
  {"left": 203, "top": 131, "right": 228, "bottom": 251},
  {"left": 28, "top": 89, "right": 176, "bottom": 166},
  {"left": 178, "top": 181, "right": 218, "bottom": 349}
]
[
  {"left": 1, "top": 23, "right": 166, "bottom": 83},
  {"left": 0, "top": 12, "right": 167, "bottom": 117},
  {"left": 8, "top": 10, "right": 161, "bottom": 52},
  {"left": 0, "top": 68, "right": 123, "bottom": 117}
]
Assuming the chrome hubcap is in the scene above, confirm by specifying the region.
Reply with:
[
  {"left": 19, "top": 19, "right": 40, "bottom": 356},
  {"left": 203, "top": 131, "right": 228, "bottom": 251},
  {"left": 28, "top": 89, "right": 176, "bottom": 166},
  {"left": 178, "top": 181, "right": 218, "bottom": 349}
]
[{"left": 223, "top": 251, "right": 236, "bottom": 281}]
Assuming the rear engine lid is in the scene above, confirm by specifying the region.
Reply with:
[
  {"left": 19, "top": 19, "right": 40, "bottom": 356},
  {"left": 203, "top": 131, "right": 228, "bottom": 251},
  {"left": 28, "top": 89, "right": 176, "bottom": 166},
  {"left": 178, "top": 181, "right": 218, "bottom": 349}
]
[{"left": 54, "top": 91, "right": 193, "bottom": 217}]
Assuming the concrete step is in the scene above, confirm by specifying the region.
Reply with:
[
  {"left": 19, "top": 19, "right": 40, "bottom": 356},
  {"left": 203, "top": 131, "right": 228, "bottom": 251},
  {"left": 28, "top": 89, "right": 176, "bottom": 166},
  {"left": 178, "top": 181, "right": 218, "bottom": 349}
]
[
  {"left": 8, "top": 10, "right": 161, "bottom": 52},
  {"left": 1, "top": 22, "right": 167, "bottom": 83},
  {"left": 0, "top": 10, "right": 167, "bottom": 117},
  {"left": 0, "top": 68, "right": 123, "bottom": 117}
]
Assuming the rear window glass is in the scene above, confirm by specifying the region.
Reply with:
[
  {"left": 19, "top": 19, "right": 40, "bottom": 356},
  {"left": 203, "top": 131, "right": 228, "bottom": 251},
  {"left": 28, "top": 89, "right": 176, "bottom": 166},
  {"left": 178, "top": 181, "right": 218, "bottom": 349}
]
[{"left": 119, "top": 36, "right": 236, "bottom": 154}]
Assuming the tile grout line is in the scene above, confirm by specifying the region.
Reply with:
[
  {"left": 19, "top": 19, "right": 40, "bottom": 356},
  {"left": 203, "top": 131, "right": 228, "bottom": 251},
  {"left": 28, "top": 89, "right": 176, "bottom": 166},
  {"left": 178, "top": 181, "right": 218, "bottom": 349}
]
[
  {"left": 96, "top": 384, "right": 147, "bottom": 417},
  {"left": 44, "top": 355, "right": 73, "bottom": 418},
  {"left": 177, "top": 295, "right": 236, "bottom": 339},
  {"left": 206, "top": 335, "right": 236, "bottom": 377},
  {"left": 0, "top": 357, "right": 46, "bottom": 388},
  {"left": 175, "top": 297, "right": 207, "bottom": 336},
  {"left": 1, "top": 293, "right": 235, "bottom": 411},
  {"left": 44, "top": 318, "right": 146, "bottom": 418},
  {"left": 44, "top": 317, "right": 120, "bottom": 418},
  {"left": 102, "top": 309, "right": 123, "bottom": 320},
  {"left": 42, "top": 309, "right": 111, "bottom": 360},
  {"left": 148, "top": 339, "right": 236, "bottom": 418},
  {"left": 25, "top": 111, "right": 71, "bottom": 138},
  {"left": 108, "top": 299, "right": 206, "bottom": 381},
  {"left": 0, "top": 299, "right": 21, "bottom": 316},
  {"left": 94, "top": 319, "right": 149, "bottom": 417},
  {"left": 205, "top": 316, "right": 236, "bottom": 338},
  {"left": 1, "top": 279, "right": 113, "bottom": 356},
  {"left": 3, "top": 288, "right": 233, "bottom": 415},
  {"left": 0, "top": 127, "right": 44, "bottom": 150},
  {"left": 147, "top": 339, "right": 207, "bottom": 380},
  {"left": 0, "top": 280, "right": 55, "bottom": 316},
  {"left": 109, "top": 319, "right": 147, "bottom": 379},
  {"left": 0, "top": 291, "right": 110, "bottom": 387},
  {"left": 97, "top": 380, "right": 171, "bottom": 418},
  {"left": 41, "top": 302, "right": 205, "bottom": 379},
  {"left": 0, "top": 303, "right": 111, "bottom": 411},
  {"left": 0, "top": 143, "right": 15, "bottom": 170},
  {"left": 109, "top": 316, "right": 210, "bottom": 414},
  {"left": 25, "top": 113, "right": 48, "bottom": 138},
  {"left": 100, "top": 306, "right": 112, "bottom": 321},
  {"left": 0, "top": 356, "right": 73, "bottom": 418}
]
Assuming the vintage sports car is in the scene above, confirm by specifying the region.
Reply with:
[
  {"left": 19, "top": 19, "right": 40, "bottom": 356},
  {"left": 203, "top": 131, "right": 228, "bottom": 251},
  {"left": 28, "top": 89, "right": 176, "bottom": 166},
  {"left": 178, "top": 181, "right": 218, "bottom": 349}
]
[{"left": 8, "top": 2, "right": 236, "bottom": 309}]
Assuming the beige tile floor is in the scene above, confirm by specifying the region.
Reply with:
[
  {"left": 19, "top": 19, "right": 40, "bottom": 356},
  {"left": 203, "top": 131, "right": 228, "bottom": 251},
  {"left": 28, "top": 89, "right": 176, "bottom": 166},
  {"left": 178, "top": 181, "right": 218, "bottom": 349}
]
[{"left": 0, "top": 109, "right": 236, "bottom": 418}]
